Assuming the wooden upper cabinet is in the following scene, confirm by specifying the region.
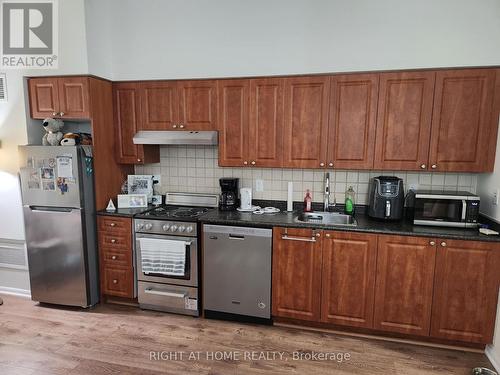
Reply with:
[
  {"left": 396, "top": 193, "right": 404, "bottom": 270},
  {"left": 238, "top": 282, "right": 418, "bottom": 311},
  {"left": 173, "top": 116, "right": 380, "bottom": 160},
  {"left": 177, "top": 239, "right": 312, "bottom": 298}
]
[
  {"left": 321, "top": 231, "right": 377, "bottom": 328},
  {"left": 431, "top": 240, "right": 500, "bottom": 344},
  {"left": 29, "top": 78, "right": 60, "bottom": 118},
  {"left": 429, "top": 69, "right": 497, "bottom": 172},
  {"left": 374, "top": 235, "right": 436, "bottom": 336},
  {"left": 328, "top": 74, "right": 378, "bottom": 169},
  {"left": 58, "top": 77, "right": 90, "bottom": 119},
  {"left": 178, "top": 80, "right": 217, "bottom": 130},
  {"left": 374, "top": 71, "right": 435, "bottom": 170},
  {"left": 248, "top": 78, "right": 284, "bottom": 167},
  {"left": 217, "top": 79, "right": 250, "bottom": 167},
  {"left": 272, "top": 227, "right": 322, "bottom": 321},
  {"left": 283, "top": 76, "right": 330, "bottom": 168},
  {"left": 140, "top": 81, "right": 178, "bottom": 130}
]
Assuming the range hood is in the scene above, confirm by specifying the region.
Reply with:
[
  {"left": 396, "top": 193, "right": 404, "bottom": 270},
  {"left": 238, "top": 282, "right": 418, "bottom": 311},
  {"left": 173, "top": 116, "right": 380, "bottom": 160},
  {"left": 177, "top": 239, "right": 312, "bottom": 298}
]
[{"left": 133, "top": 131, "right": 218, "bottom": 145}]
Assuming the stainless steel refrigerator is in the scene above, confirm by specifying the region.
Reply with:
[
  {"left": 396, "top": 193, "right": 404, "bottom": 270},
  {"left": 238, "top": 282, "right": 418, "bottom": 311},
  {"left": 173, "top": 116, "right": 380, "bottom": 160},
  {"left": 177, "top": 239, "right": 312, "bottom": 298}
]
[{"left": 18, "top": 145, "right": 99, "bottom": 307}]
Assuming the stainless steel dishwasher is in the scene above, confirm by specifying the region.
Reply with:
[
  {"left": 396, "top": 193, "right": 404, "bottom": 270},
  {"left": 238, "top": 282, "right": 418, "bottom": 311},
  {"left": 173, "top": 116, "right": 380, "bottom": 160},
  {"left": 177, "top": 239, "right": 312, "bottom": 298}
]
[{"left": 203, "top": 224, "right": 272, "bottom": 323}]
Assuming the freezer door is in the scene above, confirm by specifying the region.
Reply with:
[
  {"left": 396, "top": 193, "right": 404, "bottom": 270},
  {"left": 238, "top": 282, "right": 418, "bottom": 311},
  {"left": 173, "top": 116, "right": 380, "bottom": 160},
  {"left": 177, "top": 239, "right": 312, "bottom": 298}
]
[
  {"left": 23, "top": 205, "right": 90, "bottom": 307},
  {"left": 18, "top": 145, "right": 83, "bottom": 208}
]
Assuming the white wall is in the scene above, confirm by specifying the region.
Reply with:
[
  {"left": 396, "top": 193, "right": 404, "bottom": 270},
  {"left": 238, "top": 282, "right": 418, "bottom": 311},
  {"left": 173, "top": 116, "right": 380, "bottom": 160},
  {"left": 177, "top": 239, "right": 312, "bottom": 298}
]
[
  {"left": 0, "top": 0, "right": 89, "bottom": 294},
  {"left": 85, "top": 0, "right": 500, "bottom": 81}
]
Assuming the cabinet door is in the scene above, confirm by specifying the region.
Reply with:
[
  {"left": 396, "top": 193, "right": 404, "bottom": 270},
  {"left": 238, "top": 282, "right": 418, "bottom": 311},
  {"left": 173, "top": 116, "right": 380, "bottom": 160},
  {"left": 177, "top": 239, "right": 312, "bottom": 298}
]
[
  {"left": 374, "top": 72, "right": 435, "bottom": 170},
  {"left": 321, "top": 231, "right": 377, "bottom": 328},
  {"left": 374, "top": 235, "right": 436, "bottom": 336},
  {"left": 431, "top": 240, "right": 500, "bottom": 343},
  {"left": 102, "top": 266, "right": 134, "bottom": 298},
  {"left": 113, "top": 83, "right": 144, "bottom": 164},
  {"left": 140, "top": 81, "right": 178, "bottom": 130},
  {"left": 58, "top": 77, "right": 90, "bottom": 119},
  {"left": 178, "top": 80, "right": 217, "bottom": 130},
  {"left": 28, "top": 77, "right": 60, "bottom": 119},
  {"left": 272, "top": 227, "right": 322, "bottom": 321},
  {"left": 248, "top": 78, "right": 284, "bottom": 167},
  {"left": 283, "top": 76, "right": 330, "bottom": 168},
  {"left": 328, "top": 74, "right": 378, "bottom": 169},
  {"left": 218, "top": 79, "right": 250, "bottom": 167},
  {"left": 429, "top": 69, "right": 497, "bottom": 172}
]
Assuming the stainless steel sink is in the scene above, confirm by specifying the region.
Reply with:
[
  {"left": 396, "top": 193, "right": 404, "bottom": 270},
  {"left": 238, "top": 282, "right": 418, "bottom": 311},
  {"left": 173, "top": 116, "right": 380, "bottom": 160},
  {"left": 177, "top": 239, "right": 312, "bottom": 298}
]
[{"left": 295, "top": 211, "right": 357, "bottom": 226}]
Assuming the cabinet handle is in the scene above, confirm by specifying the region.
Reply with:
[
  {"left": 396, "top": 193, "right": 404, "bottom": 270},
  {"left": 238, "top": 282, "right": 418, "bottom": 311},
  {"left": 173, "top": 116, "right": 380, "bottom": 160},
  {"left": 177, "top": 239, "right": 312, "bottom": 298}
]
[
  {"left": 325, "top": 233, "right": 331, "bottom": 238},
  {"left": 172, "top": 124, "right": 178, "bottom": 129},
  {"left": 111, "top": 239, "right": 116, "bottom": 243},
  {"left": 431, "top": 164, "right": 437, "bottom": 169},
  {"left": 315, "top": 233, "right": 321, "bottom": 238},
  {"left": 111, "top": 255, "right": 117, "bottom": 260},
  {"left": 429, "top": 241, "right": 436, "bottom": 246},
  {"left": 281, "top": 235, "right": 316, "bottom": 243},
  {"left": 320, "top": 162, "right": 325, "bottom": 167},
  {"left": 243, "top": 161, "right": 248, "bottom": 165},
  {"left": 109, "top": 223, "right": 116, "bottom": 227},
  {"left": 112, "top": 279, "right": 118, "bottom": 284},
  {"left": 328, "top": 162, "right": 333, "bottom": 167},
  {"left": 179, "top": 124, "right": 185, "bottom": 129},
  {"left": 251, "top": 161, "right": 256, "bottom": 165},
  {"left": 441, "top": 241, "right": 447, "bottom": 247},
  {"left": 420, "top": 164, "right": 426, "bottom": 169}
]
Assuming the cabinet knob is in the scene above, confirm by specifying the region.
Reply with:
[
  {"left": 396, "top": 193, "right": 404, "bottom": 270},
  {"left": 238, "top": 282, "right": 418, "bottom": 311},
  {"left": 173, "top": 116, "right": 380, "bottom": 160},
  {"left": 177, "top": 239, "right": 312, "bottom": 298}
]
[
  {"left": 251, "top": 161, "right": 256, "bottom": 165},
  {"left": 328, "top": 162, "right": 333, "bottom": 167},
  {"left": 429, "top": 241, "right": 436, "bottom": 246},
  {"left": 243, "top": 161, "right": 248, "bottom": 165},
  {"left": 59, "top": 112, "right": 65, "bottom": 116},
  {"left": 137, "top": 158, "right": 142, "bottom": 162},
  {"left": 315, "top": 233, "right": 321, "bottom": 238},
  {"left": 441, "top": 241, "right": 447, "bottom": 247},
  {"left": 52, "top": 112, "right": 57, "bottom": 116},
  {"left": 112, "top": 279, "right": 118, "bottom": 284},
  {"left": 325, "top": 233, "right": 331, "bottom": 238},
  {"left": 319, "top": 162, "right": 325, "bottom": 167},
  {"left": 111, "top": 239, "right": 116, "bottom": 243},
  {"left": 109, "top": 223, "right": 116, "bottom": 227},
  {"left": 111, "top": 255, "right": 117, "bottom": 260},
  {"left": 420, "top": 164, "right": 426, "bottom": 169},
  {"left": 431, "top": 164, "right": 437, "bottom": 169},
  {"left": 172, "top": 124, "right": 178, "bottom": 128},
  {"left": 179, "top": 124, "right": 185, "bottom": 129}
]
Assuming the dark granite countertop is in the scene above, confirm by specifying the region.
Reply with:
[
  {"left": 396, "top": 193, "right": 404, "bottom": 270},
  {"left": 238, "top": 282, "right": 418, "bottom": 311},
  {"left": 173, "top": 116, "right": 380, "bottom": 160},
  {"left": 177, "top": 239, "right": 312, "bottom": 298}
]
[
  {"left": 97, "top": 205, "right": 154, "bottom": 218},
  {"left": 198, "top": 209, "right": 500, "bottom": 243}
]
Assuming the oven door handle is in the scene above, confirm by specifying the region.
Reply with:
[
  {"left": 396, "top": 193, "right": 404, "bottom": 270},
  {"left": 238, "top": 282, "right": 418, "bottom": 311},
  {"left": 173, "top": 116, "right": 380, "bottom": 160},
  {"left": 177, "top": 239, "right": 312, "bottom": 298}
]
[
  {"left": 144, "top": 288, "right": 187, "bottom": 299},
  {"left": 462, "top": 200, "right": 467, "bottom": 221}
]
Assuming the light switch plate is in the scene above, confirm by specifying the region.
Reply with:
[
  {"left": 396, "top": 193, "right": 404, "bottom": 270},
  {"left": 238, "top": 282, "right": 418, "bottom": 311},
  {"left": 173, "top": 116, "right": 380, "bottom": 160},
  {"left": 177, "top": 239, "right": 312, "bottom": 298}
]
[
  {"left": 492, "top": 189, "right": 499, "bottom": 206},
  {"left": 255, "top": 179, "right": 264, "bottom": 192}
]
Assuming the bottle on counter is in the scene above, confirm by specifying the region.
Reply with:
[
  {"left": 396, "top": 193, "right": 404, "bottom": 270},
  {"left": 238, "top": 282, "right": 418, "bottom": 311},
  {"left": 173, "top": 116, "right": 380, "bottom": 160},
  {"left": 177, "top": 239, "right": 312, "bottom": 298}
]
[
  {"left": 304, "top": 189, "right": 312, "bottom": 212},
  {"left": 345, "top": 186, "right": 355, "bottom": 215}
]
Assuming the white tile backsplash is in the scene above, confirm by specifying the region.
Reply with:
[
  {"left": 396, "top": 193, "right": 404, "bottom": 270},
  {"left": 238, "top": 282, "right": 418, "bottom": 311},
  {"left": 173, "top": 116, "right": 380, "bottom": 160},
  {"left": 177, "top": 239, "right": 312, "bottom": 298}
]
[{"left": 136, "top": 146, "right": 478, "bottom": 205}]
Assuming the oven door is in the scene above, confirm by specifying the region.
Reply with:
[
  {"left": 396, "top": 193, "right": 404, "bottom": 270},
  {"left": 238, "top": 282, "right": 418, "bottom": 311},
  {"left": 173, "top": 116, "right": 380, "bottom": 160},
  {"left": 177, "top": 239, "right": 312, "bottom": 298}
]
[
  {"left": 413, "top": 197, "right": 466, "bottom": 227},
  {"left": 135, "top": 233, "right": 198, "bottom": 287}
]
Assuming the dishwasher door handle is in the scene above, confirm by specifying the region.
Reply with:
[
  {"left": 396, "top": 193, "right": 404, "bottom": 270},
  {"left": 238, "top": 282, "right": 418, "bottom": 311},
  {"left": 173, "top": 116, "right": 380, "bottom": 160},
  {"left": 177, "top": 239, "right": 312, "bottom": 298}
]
[
  {"left": 228, "top": 234, "right": 245, "bottom": 240},
  {"left": 281, "top": 235, "right": 316, "bottom": 243}
]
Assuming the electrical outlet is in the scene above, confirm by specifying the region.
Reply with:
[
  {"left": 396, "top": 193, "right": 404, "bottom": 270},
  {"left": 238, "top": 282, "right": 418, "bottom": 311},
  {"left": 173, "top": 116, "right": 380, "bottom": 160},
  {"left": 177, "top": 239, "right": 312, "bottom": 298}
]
[
  {"left": 492, "top": 189, "right": 499, "bottom": 206},
  {"left": 255, "top": 179, "right": 264, "bottom": 192}
]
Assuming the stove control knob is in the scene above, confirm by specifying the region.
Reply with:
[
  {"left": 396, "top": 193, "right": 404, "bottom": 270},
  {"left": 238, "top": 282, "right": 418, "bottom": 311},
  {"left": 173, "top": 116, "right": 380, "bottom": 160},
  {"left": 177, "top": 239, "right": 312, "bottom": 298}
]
[
  {"left": 136, "top": 223, "right": 144, "bottom": 230},
  {"left": 170, "top": 225, "right": 178, "bottom": 232},
  {"left": 162, "top": 224, "right": 170, "bottom": 232},
  {"left": 186, "top": 226, "right": 194, "bottom": 233},
  {"left": 144, "top": 223, "right": 153, "bottom": 230},
  {"left": 178, "top": 225, "right": 186, "bottom": 232}
]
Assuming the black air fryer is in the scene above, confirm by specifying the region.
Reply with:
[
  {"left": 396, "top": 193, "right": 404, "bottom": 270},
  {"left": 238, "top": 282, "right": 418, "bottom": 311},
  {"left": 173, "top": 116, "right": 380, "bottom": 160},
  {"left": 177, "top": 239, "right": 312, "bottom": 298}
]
[{"left": 367, "top": 176, "right": 404, "bottom": 220}]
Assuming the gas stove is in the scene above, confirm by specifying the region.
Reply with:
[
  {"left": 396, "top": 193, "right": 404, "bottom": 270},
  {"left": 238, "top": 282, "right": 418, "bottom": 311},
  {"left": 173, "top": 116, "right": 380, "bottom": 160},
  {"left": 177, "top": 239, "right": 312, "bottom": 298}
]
[{"left": 137, "top": 205, "right": 212, "bottom": 221}]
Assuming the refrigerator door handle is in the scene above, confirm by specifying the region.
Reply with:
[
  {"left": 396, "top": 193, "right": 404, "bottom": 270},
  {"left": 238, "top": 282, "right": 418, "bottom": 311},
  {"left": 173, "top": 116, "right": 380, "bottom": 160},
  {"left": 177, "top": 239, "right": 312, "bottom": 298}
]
[{"left": 28, "top": 206, "right": 77, "bottom": 213}]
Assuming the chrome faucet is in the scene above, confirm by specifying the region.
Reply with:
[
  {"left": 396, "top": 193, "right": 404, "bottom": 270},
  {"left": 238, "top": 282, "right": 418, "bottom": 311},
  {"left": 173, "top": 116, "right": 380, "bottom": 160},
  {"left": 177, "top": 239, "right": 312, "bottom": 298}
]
[{"left": 324, "top": 172, "right": 336, "bottom": 211}]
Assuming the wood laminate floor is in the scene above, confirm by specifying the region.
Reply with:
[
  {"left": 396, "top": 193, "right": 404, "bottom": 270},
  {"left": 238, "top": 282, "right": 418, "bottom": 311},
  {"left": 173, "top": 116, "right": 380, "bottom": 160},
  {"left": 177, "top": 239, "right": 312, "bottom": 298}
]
[{"left": 0, "top": 294, "right": 493, "bottom": 374}]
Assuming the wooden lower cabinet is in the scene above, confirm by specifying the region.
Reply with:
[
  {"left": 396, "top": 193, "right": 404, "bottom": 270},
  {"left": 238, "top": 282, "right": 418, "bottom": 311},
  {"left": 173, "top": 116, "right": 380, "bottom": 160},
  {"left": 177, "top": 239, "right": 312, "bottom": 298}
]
[
  {"left": 97, "top": 215, "right": 135, "bottom": 299},
  {"left": 430, "top": 239, "right": 500, "bottom": 343},
  {"left": 373, "top": 235, "right": 436, "bottom": 336},
  {"left": 272, "top": 227, "right": 322, "bottom": 321},
  {"left": 321, "top": 231, "right": 377, "bottom": 328}
]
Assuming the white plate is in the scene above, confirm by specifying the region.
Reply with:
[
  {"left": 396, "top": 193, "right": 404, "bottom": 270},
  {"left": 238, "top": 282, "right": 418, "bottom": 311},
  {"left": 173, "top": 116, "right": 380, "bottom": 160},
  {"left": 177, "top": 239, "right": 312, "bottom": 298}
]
[
  {"left": 237, "top": 205, "right": 261, "bottom": 212},
  {"left": 253, "top": 207, "right": 281, "bottom": 215}
]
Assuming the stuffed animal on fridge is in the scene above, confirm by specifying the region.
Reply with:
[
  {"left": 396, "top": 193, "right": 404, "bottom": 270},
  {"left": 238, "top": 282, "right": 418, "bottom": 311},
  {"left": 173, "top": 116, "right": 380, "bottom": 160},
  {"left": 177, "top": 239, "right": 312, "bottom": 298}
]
[
  {"left": 60, "top": 132, "right": 92, "bottom": 146},
  {"left": 42, "top": 118, "right": 64, "bottom": 146}
]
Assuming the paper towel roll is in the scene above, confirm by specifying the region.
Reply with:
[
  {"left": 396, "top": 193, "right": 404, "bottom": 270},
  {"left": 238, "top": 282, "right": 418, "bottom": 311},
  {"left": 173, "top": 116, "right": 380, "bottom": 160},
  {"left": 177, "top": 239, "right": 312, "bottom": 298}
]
[{"left": 287, "top": 182, "right": 293, "bottom": 212}]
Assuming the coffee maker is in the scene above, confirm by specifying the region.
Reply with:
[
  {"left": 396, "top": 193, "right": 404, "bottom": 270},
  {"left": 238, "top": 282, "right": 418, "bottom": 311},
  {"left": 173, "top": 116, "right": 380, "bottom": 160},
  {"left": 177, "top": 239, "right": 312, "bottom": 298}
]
[
  {"left": 367, "top": 176, "right": 404, "bottom": 220},
  {"left": 219, "top": 178, "right": 239, "bottom": 211}
]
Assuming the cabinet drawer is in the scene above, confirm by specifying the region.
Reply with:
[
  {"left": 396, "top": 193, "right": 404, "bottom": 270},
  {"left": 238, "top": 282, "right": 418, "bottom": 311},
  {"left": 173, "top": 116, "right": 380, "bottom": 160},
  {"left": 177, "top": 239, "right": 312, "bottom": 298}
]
[
  {"left": 98, "top": 216, "right": 131, "bottom": 233},
  {"left": 100, "top": 249, "right": 132, "bottom": 268},
  {"left": 98, "top": 232, "right": 131, "bottom": 249},
  {"left": 102, "top": 266, "right": 134, "bottom": 298}
]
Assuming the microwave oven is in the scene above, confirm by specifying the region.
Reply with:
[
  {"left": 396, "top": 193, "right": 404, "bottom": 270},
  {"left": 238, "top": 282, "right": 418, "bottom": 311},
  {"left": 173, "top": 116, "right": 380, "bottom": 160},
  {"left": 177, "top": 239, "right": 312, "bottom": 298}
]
[{"left": 406, "top": 190, "right": 480, "bottom": 228}]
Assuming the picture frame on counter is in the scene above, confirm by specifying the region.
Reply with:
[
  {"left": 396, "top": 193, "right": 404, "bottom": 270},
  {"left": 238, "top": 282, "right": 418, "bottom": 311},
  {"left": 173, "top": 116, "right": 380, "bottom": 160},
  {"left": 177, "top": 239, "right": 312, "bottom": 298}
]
[{"left": 117, "top": 194, "right": 148, "bottom": 208}]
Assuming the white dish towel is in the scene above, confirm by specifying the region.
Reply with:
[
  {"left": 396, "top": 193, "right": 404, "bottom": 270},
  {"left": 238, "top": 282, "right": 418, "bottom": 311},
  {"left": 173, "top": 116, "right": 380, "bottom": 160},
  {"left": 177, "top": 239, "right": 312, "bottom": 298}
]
[{"left": 139, "top": 238, "right": 187, "bottom": 276}]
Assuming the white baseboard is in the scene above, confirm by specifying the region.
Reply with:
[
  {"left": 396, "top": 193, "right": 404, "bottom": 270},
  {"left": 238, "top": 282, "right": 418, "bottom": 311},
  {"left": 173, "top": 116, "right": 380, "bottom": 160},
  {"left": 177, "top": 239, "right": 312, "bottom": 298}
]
[
  {"left": 0, "top": 286, "right": 31, "bottom": 298},
  {"left": 485, "top": 345, "right": 500, "bottom": 373}
]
